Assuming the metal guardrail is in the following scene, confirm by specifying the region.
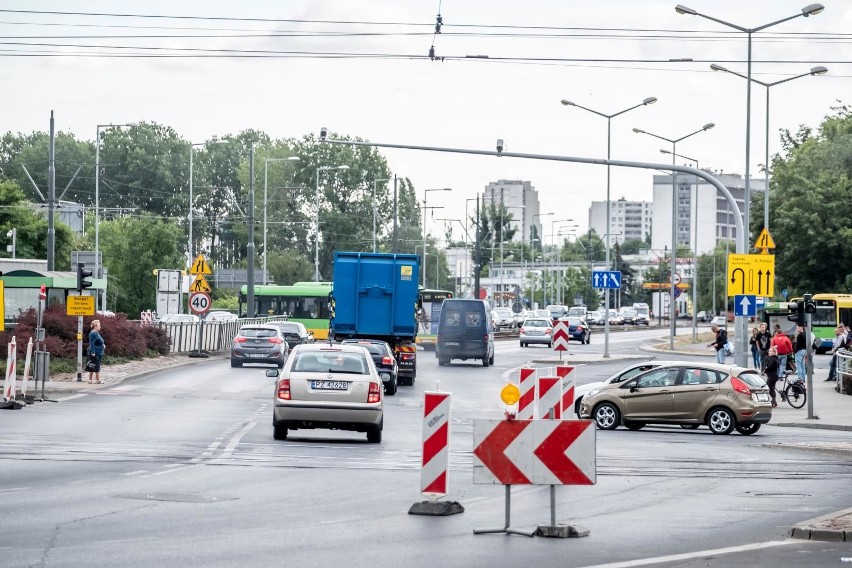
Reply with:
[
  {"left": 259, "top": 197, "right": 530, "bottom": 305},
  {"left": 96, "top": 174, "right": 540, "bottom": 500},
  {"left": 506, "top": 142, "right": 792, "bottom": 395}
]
[
  {"left": 152, "top": 316, "right": 289, "bottom": 354},
  {"left": 836, "top": 349, "right": 852, "bottom": 394}
]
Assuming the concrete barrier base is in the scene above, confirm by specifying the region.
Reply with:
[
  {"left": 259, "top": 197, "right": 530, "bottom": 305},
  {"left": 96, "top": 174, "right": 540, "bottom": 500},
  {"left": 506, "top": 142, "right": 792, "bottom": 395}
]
[
  {"left": 408, "top": 500, "right": 464, "bottom": 516},
  {"left": 535, "top": 523, "right": 590, "bottom": 538}
]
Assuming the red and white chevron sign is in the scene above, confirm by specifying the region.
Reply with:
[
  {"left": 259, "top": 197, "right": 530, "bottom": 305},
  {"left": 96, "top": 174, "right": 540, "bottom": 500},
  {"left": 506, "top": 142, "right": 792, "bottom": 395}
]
[
  {"left": 473, "top": 419, "right": 596, "bottom": 485},
  {"left": 552, "top": 321, "right": 570, "bottom": 352},
  {"left": 556, "top": 365, "right": 575, "bottom": 419},
  {"left": 537, "top": 377, "right": 561, "bottom": 419},
  {"left": 421, "top": 392, "right": 451, "bottom": 496},
  {"left": 518, "top": 368, "right": 536, "bottom": 420}
]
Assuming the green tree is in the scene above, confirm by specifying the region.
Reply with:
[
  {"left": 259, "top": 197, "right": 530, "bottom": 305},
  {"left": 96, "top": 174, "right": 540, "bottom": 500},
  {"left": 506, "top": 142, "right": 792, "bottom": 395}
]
[
  {"left": 96, "top": 215, "right": 185, "bottom": 315},
  {"left": 267, "top": 250, "right": 313, "bottom": 285},
  {"left": 0, "top": 180, "right": 76, "bottom": 267}
]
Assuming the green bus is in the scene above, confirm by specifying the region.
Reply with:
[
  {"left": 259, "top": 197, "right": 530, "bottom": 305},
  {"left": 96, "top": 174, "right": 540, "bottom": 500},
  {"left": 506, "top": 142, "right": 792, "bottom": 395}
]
[
  {"left": 238, "top": 282, "right": 333, "bottom": 340},
  {"left": 416, "top": 288, "right": 454, "bottom": 349}
]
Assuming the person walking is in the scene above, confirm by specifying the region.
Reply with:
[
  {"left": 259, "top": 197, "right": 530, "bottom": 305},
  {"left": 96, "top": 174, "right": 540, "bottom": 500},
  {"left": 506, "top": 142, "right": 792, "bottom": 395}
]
[
  {"left": 826, "top": 324, "right": 847, "bottom": 382},
  {"left": 749, "top": 327, "right": 761, "bottom": 369},
  {"left": 771, "top": 328, "right": 794, "bottom": 377},
  {"left": 87, "top": 319, "right": 105, "bottom": 385},
  {"left": 764, "top": 345, "right": 781, "bottom": 408},
  {"left": 756, "top": 322, "right": 772, "bottom": 372},
  {"left": 794, "top": 324, "right": 808, "bottom": 383},
  {"left": 708, "top": 325, "right": 727, "bottom": 364}
]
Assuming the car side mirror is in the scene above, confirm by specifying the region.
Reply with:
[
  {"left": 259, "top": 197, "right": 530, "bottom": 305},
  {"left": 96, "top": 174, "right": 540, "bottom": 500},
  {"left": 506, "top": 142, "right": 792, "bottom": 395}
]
[
  {"left": 266, "top": 369, "right": 280, "bottom": 378},
  {"left": 630, "top": 385, "right": 639, "bottom": 393}
]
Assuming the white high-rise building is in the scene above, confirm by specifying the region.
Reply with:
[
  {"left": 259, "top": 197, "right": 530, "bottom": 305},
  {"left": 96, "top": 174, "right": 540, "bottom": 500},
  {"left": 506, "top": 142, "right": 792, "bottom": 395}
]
[
  {"left": 589, "top": 198, "right": 652, "bottom": 244},
  {"left": 484, "top": 180, "right": 542, "bottom": 244}
]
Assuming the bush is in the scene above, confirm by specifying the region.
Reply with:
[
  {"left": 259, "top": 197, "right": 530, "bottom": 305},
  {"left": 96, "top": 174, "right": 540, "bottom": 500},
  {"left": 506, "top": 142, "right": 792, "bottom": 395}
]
[{"left": 0, "top": 305, "right": 171, "bottom": 360}]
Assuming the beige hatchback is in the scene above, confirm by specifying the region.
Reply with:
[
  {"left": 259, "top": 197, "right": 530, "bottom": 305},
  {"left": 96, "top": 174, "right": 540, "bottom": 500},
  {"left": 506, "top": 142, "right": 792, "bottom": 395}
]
[
  {"left": 270, "top": 344, "right": 384, "bottom": 443},
  {"left": 579, "top": 362, "right": 772, "bottom": 435}
]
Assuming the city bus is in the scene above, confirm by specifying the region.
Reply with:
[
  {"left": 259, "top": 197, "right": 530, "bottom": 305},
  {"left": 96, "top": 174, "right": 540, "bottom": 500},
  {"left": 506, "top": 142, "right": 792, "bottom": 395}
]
[
  {"left": 761, "top": 294, "right": 852, "bottom": 354},
  {"left": 238, "top": 282, "right": 333, "bottom": 340},
  {"left": 417, "top": 288, "right": 454, "bottom": 349}
]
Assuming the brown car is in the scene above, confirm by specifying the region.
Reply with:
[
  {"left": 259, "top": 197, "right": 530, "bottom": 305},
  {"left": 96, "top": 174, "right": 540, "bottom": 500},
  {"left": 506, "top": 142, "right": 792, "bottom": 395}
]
[{"left": 579, "top": 362, "right": 772, "bottom": 435}]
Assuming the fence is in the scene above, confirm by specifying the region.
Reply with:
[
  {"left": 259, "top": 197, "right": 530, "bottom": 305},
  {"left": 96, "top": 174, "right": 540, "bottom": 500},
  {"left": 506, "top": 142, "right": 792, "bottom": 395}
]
[
  {"left": 152, "top": 316, "right": 289, "bottom": 354},
  {"left": 836, "top": 350, "right": 852, "bottom": 395}
]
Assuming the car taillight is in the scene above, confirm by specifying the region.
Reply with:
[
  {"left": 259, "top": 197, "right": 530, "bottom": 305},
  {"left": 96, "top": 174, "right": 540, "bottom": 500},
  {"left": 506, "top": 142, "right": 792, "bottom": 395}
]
[
  {"left": 484, "top": 334, "right": 490, "bottom": 343},
  {"left": 730, "top": 377, "right": 752, "bottom": 395},
  {"left": 546, "top": 327, "right": 552, "bottom": 334},
  {"left": 382, "top": 356, "right": 394, "bottom": 365},
  {"left": 234, "top": 336, "right": 247, "bottom": 343},
  {"left": 277, "top": 379, "right": 291, "bottom": 400},
  {"left": 400, "top": 353, "right": 414, "bottom": 361},
  {"left": 577, "top": 326, "right": 585, "bottom": 332},
  {"left": 268, "top": 337, "right": 284, "bottom": 344},
  {"left": 367, "top": 382, "right": 381, "bottom": 403},
  {"left": 520, "top": 327, "right": 526, "bottom": 334}
]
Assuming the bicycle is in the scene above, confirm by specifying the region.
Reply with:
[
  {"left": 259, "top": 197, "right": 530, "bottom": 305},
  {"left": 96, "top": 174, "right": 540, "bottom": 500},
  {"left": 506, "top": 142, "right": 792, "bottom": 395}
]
[{"left": 778, "top": 368, "right": 807, "bottom": 409}]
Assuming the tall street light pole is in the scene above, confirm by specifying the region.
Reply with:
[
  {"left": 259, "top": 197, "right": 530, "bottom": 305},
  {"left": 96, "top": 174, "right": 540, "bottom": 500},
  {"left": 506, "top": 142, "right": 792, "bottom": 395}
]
[
  {"left": 423, "top": 188, "right": 452, "bottom": 287},
  {"left": 661, "top": 149, "right": 700, "bottom": 342},
  {"left": 561, "top": 96, "right": 656, "bottom": 357},
  {"left": 710, "top": 64, "right": 828, "bottom": 233},
  {"left": 550, "top": 218, "right": 573, "bottom": 306},
  {"left": 676, "top": 3, "right": 824, "bottom": 248},
  {"left": 264, "top": 156, "right": 301, "bottom": 283},
  {"left": 95, "top": 122, "right": 136, "bottom": 312},
  {"left": 315, "top": 165, "right": 349, "bottom": 282},
  {"left": 372, "top": 178, "right": 390, "bottom": 253},
  {"left": 634, "top": 122, "right": 715, "bottom": 350}
]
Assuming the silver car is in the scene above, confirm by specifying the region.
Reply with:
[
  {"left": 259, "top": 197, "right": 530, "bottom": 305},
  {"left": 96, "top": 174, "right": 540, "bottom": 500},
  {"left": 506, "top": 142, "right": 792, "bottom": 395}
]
[
  {"left": 231, "top": 324, "right": 288, "bottom": 368},
  {"left": 519, "top": 318, "right": 553, "bottom": 347},
  {"left": 270, "top": 344, "right": 384, "bottom": 443}
]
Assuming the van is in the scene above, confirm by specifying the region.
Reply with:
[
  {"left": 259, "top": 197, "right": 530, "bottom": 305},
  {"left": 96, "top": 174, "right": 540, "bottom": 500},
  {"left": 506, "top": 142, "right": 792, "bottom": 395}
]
[{"left": 436, "top": 299, "right": 495, "bottom": 367}]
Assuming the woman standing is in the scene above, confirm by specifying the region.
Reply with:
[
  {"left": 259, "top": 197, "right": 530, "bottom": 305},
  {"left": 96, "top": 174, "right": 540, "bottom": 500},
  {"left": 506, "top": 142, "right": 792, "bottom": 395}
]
[
  {"left": 87, "top": 319, "right": 105, "bottom": 384},
  {"left": 749, "top": 327, "right": 761, "bottom": 369},
  {"left": 764, "top": 345, "right": 780, "bottom": 408}
]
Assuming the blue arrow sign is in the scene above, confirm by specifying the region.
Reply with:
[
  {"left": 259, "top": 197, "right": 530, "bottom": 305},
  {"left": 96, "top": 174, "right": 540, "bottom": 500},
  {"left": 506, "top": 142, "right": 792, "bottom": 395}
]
[
  {"left": 592, "top": 271, "right": 622, "bottom": 289},
  {"left": 734, "top": 294, "right": 757, "bottom": 317}
]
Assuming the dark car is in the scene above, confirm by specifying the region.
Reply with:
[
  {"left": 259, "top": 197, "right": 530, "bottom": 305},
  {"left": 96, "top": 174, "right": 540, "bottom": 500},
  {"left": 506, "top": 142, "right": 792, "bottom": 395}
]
[
  {"left": 341, "top": 339, "right": 398, "bottom": 395},
  {"left": 231, "top": 324, "right": 288, "bottom": 368},
  {"left": 561, "top": 317, "right": 591, "bottom": 344},
  {"left": 436, "top": 299, "right": 495, "bottom": 367},
  {"left": 270, "top": 321, "right": 315, "bottom": 350}
]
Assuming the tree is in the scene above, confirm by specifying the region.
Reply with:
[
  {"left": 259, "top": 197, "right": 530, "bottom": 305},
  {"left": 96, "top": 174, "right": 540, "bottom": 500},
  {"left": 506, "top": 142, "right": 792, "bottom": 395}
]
[
  {"left": 769, "top": 104, "right": 852, "bottom": 295},
  {"left": 267, "top": 250, "right": 313, "bottom": 285},
  {"left": 0, "top": 180, "right": 76, "bottom": 267}
]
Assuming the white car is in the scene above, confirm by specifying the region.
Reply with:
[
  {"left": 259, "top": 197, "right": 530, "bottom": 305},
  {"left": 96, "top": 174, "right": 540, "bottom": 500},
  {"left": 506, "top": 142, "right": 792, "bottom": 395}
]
[
  {"left": 710, "top": 316, "right": 727, "bottom": 327},
  {"left": 491, "top": 308, "right": 514, "bottom": 330},
  {"left": 159, "top": 313, "right": 200, "bottom": 324},
  {"left": 572, "top": 360, "right": 676, "bottom": 416},
  {"left": 206, "top": 310, "right": 238, "bottom": 322}
]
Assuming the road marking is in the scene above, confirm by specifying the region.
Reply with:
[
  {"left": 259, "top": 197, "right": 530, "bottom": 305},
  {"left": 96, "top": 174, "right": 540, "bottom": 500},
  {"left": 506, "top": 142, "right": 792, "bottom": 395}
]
[
  {"left": 122, "top": 470, "right": 148, "bottom": 476},
  {"left": 576, "top": 540, "right": 796, "bottom": 568},
  {"left": 57, "top": 393, "right": 89, "bottom": 401},
  {"left": 218, "top": 420, "right": 258, "bottom": 460},
  {"left": 110, "top": 385, "right": 141, "bottom": 392}
]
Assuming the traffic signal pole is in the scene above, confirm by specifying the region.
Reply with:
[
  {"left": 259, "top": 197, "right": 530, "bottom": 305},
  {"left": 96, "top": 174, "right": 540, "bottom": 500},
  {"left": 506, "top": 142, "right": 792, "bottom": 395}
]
[{"left": 76, "top": 263, "right": 93, "bottom": 382}]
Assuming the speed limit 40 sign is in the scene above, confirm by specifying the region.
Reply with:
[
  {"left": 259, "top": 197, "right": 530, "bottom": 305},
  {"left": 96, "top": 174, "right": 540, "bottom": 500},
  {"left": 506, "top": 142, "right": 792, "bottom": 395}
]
[{"left": 189, "top": 292, "right": 211, "bottom": 314}]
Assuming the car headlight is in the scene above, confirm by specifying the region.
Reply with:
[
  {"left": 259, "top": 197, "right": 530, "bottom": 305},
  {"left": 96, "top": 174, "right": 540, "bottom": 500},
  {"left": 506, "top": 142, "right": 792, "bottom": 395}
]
[{"left": 586, "top": 389, "right": 601, "bottom": 398}]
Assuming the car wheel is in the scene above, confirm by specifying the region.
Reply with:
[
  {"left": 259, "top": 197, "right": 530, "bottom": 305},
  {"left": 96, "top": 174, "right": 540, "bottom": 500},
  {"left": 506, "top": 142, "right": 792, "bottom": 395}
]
[
  {"left": 574, "top": 397, "right": 583, "bottom": 417},
  {"left": 438, "top": 358, "right": 448, "bottom": 367},
  {"left": 624, "top": 421, "right": 645, "bottom": 431},
  {"left": 593, "top": 402, "right": 620, "bottom": 430},
  {"left": 273, "top": 423, "right": 288, "bottom": 440},
  {"left": 585, "top": 333, "right": 591, "bottom": 345},
  {"left": 482, "top": 356, "right": 490, "bottom": 368},
  {"left": 386, "top": 379, "right": 397, "bottom": 396},
  {"left": 707, "top": 407, "right": 735, "bottom": 435},
  {"left": 548, "top": 342, "right": 553, "bottom": 348},
  {"left": 367, "top": 426, "right": 382, "bottom": 444},
  {"left": 680, "top": 424, "right": 700, "bottom": 430},
  {"left": 230, "top": 359, "right": 241, "bottom": 368},
  {"left": 520, "top": 342, "right": 525, "bottom": 347},
  {"left": 735, "top": 423, "right": 761, "bottom": 435},
  {"left": 489, "top": 352, "right": 494, "bottom": 365}
]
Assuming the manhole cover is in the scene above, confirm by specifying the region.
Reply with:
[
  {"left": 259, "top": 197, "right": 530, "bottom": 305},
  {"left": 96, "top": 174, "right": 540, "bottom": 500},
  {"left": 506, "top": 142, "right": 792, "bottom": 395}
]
[{"left": 119, "top": 493, "right": 234, "bottom": 503}]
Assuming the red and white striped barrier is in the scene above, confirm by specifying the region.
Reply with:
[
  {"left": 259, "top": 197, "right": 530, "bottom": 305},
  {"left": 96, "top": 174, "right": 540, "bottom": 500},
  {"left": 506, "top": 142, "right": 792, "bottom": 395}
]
[
  {"left": 552, "top": 321, "right": 570, "bottom": 352},
  {"left": 556, "top": 366, "right": 575, "bottom": 419},
  {"left": 421, "top": 391, "right": 451, "bottom": 497},
  {"left": 518, "top": 368, "right": 536, "bottom": 420},
  {"left": 537, "top": 376, "right": 562, "bottom": 420},
  {"left": 21, "top": 337, "right": 33, "bottom": 401},
  {"left": 3, "top": 336, "right": 17, "bottom": 402}
]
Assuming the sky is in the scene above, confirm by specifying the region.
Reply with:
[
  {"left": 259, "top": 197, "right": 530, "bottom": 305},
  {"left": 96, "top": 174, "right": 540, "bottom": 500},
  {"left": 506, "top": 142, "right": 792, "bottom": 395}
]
[{"left": 2, "top": 0, "right": 850, "bottom": 242}]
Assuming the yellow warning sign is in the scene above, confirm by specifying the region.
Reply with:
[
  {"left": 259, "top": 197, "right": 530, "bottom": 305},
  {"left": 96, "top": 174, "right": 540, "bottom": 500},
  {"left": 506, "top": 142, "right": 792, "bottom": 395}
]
[
  {"left": 66, "top": 295, "right": 96, "bottom": 316},
  {"left": 189, "top": 274, "right": 212, "bottom": 293},
  {"left": 727, "top": 254, "right": 775, "bottom": 297},
  {"left": 755, "top": 228, "right": 775, "bottom": 253},
  {"left": 190, "top": 254, "right": 212, "bottom": 275}
]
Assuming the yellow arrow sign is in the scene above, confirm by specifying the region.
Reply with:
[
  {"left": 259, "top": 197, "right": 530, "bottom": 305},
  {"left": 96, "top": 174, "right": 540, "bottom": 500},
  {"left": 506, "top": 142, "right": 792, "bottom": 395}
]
[
  {"left": 755, "top": 227, "right": 776, "bottom": 252},
  {"left": 726, "top": 254, "right": 775, "bottom": 297},
  {"left": 189, "top": 274, "right": 212, "bottom": 293},
  {"left": 190, "top": 254, "right": 212, "bottom": 275}
]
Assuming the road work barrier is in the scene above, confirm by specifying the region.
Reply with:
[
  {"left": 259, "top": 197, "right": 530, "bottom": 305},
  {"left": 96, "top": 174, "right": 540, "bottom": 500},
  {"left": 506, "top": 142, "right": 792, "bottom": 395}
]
[
  {"left": 556, "top": 366, "right": 575, "bottom": 419},
  {"left": 2, "top": 336, "right": 23, "bottom": 410},
  {"left": 518, "top": 367, "right": 536, "bottom": 420}
]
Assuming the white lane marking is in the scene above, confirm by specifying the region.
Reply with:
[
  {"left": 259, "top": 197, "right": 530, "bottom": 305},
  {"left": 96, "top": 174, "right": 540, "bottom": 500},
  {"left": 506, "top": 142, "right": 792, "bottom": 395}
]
[
  {"left": 122, "top": 470, "right": 148, "bottom": 476},
  {"left": 218, "top": 420, "right": 258, "bottom": 460},
  {"left": 151, "top": 465, "right": 196, "bottom": 476},
  {"left": 0, "top": 486, "right": 32, "bottom": 495},
  {"left": 576, "top": 540, "right": 796, "bottom": 568},
  {"left": 56, "top": 393, "right": 89, "bottom": 401},
  {"left": 110, "top": 385, "right": 141, "bottom": 392}
]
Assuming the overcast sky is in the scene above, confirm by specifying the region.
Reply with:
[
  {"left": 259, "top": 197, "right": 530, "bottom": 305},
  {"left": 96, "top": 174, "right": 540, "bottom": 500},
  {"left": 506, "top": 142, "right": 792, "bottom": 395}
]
[{"left": 2, "top": 0, "right": 850, "bottom": 241}]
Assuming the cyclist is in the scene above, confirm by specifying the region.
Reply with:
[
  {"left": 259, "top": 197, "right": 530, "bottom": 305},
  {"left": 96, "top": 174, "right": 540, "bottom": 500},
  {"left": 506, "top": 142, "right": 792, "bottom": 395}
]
[{"left": 764, "top": 345, "right": 781, "bottom": 408}]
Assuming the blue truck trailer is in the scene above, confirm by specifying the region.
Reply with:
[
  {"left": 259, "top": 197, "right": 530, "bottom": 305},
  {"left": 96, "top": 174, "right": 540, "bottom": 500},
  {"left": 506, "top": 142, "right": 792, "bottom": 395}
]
[{"left": 330, "top": 252, "right": 420, "bottom": 385}]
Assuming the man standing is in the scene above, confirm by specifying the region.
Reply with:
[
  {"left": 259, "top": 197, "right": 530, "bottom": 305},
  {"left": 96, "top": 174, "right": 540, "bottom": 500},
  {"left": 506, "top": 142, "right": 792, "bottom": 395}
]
[
  {"left": 794, "top": 324, "right": 808, "bottom": 383},
  {"left": 708, "top": 325, "right": 727, "bottom": 364},
  {"left": 771, "top": 328, "right": 794, "bottom": 377},
  {"left": 756, "top": 322, "right": 772, "bottom": 372},
  {"left": 826, "top": 324, "right": 847, "bottom": 382}
]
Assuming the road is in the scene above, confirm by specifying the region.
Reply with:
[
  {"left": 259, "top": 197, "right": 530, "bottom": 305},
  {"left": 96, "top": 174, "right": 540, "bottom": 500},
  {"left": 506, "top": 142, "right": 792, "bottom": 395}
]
[{"left": 0, "top": 329, "right": 849, "bottom": 567}]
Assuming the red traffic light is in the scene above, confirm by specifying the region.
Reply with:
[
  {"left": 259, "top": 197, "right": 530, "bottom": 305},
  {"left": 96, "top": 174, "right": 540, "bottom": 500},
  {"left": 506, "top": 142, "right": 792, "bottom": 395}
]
[{"left": 39, "top": 284, "right": 47, "bottom": 300}]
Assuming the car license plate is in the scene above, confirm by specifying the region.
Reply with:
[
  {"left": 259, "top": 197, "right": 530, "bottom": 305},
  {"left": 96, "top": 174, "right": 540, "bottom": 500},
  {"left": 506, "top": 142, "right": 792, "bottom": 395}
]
[
  {"left": 754, "top": 393, "right": 770, "bottom": 403},
  {"left": 249, "top": 353, "right": 266, "bottom": 358},
  {"left": 311, "top": 380, "right": 349, "bottom": 391},
  {"left": 444, "top": 341, "right": 460, "bottom": 347}
]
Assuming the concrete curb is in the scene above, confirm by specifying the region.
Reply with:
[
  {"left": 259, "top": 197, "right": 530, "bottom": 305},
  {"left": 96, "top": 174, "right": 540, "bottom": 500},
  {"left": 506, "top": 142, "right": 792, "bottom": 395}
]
[{"left": 787, "top": 507, "right": 852, "bottom": 542}]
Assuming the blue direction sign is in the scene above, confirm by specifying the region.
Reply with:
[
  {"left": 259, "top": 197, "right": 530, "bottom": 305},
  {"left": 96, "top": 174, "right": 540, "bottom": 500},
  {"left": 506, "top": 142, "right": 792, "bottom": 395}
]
[
  {"left": 592, "top": 271, "right": 622, "bottom": 289},
  {"left": 734, "top": 294, "right": 757, "bottom": 317}
]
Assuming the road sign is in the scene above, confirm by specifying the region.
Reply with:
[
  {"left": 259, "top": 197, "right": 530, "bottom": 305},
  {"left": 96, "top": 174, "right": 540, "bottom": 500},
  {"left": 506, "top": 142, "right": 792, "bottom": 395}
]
[
  {"left": 189, "top": 254, "right": 212, "bottom": 275},
  {"left": 552, "top": 321, "right": 570, "bottom": 352},
  {"left": 189, "top": 274, "right": 212, "bottom": 293},
  {"left": 188, "top": 292, "right": 211, "bottom": 314},
  {"left": 674, "top": 287, "right": 682, "bottom": 299},
  {"left": 734, "top": 295, "right": 757, "bottom": 317},
  {"left": 755, "top": 228, "right": 775, "bottom": 252},
  {"left": 592, "top": 271, "right": 621, "bottom": 289},
  {"left": 66, "top": 295, "right": 95, "bottom": 316},
  {"left": 727, "top": 254, "right": 775, "bottom": 297},
  {"left": 537, "top": 377, "right": 561, "bottom": 418},
  {"left": 670, "top": 273, "right": 682, "bottom": 285},
  {"left": 421, "top": 392, "right": 451, "bottom": 497},
  {"left": 473, "top": 419, "right": 596, "bottom": 485}
]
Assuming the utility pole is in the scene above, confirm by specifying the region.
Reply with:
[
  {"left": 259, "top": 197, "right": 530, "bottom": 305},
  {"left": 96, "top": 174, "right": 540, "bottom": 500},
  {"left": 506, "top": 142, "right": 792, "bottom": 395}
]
[
  {"left": 392, "top": 175, "right": 399, "bottom": 253},
  {"left": 474, "top": 195, "right": 482, "bottom": 299},
  {"left": 47, "top": 111, "right": 56, "bottom": 270},
  {"left": 246, "top": 145, "right": 255, "bottom": 317}
]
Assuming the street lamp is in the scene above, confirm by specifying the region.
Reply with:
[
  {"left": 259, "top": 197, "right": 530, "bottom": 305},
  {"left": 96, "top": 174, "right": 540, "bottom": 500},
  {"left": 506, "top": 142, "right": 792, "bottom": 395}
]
[
  {"left": 661, "top": 149, "right": 701, "bottom": 342},
  {"left": 189, "top": 139, "right": 229, "bottom": 266},
  {"left": 561, "top": 96, "right": 656, "bottom": 357},
  {"left": 634, "top": 122, "right": 714, "bottom": 350},
  {"left": 676, "top": 3, "right": 824, "bottom": 249},
  {"left": 710, "top": 64, "right": 827, "bottom": 232},
  {"left": 264, "top": 156, "right": 301, "bottom": 283},
  {"left": 372, "top": 178, "right": 390, "bottom": 253},
  {"left": 95, "top": 122, "right": 137, "bottom": 311},
  {"left": 423, "top": 188, "right": 452, "bottom": 287},
  {"left": 315, "top": 165, "right": 349, "bottom": 282}
]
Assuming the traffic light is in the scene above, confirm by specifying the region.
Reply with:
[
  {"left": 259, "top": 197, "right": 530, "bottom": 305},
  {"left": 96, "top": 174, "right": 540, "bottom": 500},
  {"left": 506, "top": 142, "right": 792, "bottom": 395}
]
[
  {"left": 787, "top": 300, "right": 805, "bottom": 323},
  {"left": 76, "top": 263, "right": 93, "bottom": 293},
  {"left": 804, "top": 293, "right": 816, "bottom": 314}
]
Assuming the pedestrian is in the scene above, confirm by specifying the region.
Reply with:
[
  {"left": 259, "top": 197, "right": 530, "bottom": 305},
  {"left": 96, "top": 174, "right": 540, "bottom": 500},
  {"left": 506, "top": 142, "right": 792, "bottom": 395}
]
[
  {"left": 749, "top": 327, "right": 761, "bottom": 369},
  {"left": 87, "top": 319, "right": 105, "bottom": 385},
  {"left": 708, "top": 324, "right": 727, "bottom": 364},
  {"left": 756, "top": 322, "right": 772, "bottom": 372},
  {"left": 771, "top": 328, "right": 793, "bottom": 378},
  {"left": 794, "top": 324, "right": 808, "bottom": 383},
  {"left": 826, "top": 324, "right": 847, "bottom": 382},
  {"left": 764, "top": 345, "right": 781, "bottom": 408}
]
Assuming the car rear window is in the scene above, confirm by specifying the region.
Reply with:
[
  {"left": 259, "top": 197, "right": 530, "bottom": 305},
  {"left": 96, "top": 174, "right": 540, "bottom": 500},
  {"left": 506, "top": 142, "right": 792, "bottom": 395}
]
[
  {"left": 733, "top": 371, "right": 766, "bottom": 388},
  {"left": 444, "top": 310, "right": 482, "bottom": 328},
  {"left": 343, "top": 342, "right": 385, "bottom": 356},
  {"left": 292, "top": 351, "right": 367, "bottom": 374},
  {"left": 525, "top": 319, "right": 549, "bottom": 327},
  {"left": 240, "top": 328, "right": 277, "bottom": 338},
  {"left": 277, "top": 323, "right": 301, "bottom": 333}
]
